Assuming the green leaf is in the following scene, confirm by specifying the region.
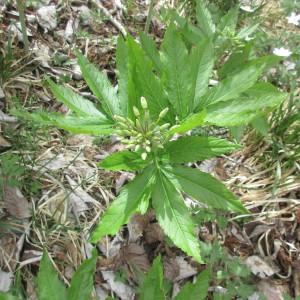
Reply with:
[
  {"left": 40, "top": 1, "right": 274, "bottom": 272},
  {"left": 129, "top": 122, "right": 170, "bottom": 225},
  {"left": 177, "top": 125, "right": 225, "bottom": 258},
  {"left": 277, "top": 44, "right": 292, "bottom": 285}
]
[
  {"left": 46, "top": 78, "right": 105, "bottom": 117},
  {"left": 201, "top": 62, "right": 266, "bottom": 107},
  {"left": 196, "top": 1, "right": 215, "bottom": 37},
  {"left": 166, "top": 165, "right": 247, "bottom": 213},
  {"left": 37, "top": 251, "right": 67, "bottom": 300},
  {"left": 218, "top": 6, "right": 239, "bottom": 33},
  {"left": 237, "top": 23, "right": 260, "bottom": 39},
  {"left": 161, "top": 24, "right": 193, "bottom": 119},
  {"left": 90, "top": 166, "right": 155, "bottom": 242},
  {"left": 0, "top": 293, "right": 20, "bottom": 300},
  {"left": 67, "top": 249, "right": 97, "bottom": 300},
  {"left": 191, "top": 39, "right": 214, "bottom": 110},
  {"left": 165, "top": 136, "right": 241, "bottom": 164},
  {"left": 251, "top": 116, "right": 269, "bottom": 136},
  {"left": 16, "top": 110, "right": 114, "bottom": 135},
  {"left": 205, "top": 83, "right": 287, "bottom": 126},
  {"left": 98, "top": 151, "right": 148, "bottom": 171},
  {"left": 139, "top": 32, "right": 163, "bottom": 73},
  {"left": 218, "top": 45, "right": 252, "bottom": 79},
  {"left": 169, "top": 110, "right": 206, "bottom": 134},
  {"left": 116, "top": 36, "right": 129, "bottom": 117},
  {"left": 75, "top": 50, "right": 120, "bottom": 117},
  {"left": 174, "top": 269, "right": 211, "bottom": 300},
  {"left": 126, "top": 37, "right": 172, "bottom": 122},
  {"left": 152, "top": 170, "right": 202, "bottom": 262},
  {"left": 139, "top": 256, "right": 165, "bottom": 300}
]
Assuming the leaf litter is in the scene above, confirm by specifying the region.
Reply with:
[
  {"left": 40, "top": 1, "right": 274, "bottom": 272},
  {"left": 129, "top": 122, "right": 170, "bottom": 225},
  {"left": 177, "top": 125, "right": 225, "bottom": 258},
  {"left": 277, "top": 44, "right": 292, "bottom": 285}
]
[{"left": 0, "top": 0, "right": 299, "bottom": 299}]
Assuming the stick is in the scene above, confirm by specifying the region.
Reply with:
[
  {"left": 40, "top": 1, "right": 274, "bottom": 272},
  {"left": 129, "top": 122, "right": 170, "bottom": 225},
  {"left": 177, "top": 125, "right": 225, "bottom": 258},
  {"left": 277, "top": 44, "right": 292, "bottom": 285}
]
[{"left": 92, "top": 0, "right": 127, "bottom": 37}]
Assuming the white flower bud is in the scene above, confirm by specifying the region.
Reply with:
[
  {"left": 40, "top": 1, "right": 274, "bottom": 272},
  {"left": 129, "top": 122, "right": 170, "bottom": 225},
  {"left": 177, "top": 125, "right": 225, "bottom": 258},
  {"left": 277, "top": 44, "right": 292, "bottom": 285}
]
[
  {"left": 140, "top": 97, "right": 148, "bottom": 109},
  {"left": 141, "top": 152, "right": 147, "bottom": 160},
  {"left": 160, "top": 123, "right": 170, "bottom": 130},
  {"left": 145, "top": 146, "right": 151, "bottom": 153},
  {"left": 159, "top": 107, "right": 169, "bottom": 119},
  {"left": 133, "top": 106, "right": 140, "bottom": 117}
]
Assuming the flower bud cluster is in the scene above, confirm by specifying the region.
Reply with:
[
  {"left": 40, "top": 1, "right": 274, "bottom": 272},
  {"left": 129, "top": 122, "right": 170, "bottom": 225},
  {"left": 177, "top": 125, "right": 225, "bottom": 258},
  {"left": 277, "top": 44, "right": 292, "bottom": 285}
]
[{"left": 114, "top": 97, "right": 170, "bottom": 160}]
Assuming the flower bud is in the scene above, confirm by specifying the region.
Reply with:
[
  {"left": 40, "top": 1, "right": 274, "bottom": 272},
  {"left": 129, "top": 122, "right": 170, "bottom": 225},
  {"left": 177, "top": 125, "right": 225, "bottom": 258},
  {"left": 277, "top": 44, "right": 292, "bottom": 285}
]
[
  {"left": 159, "top": 107, "right": 169, "bottom": 119},
  {"left": 160, "top": 123, "right": 170, "bottom": 130},
  {"left": 141, "top": 152, "right": 147, "bottom": 160},
  {"left": 133, "top": 106, "right": 140, "bottom": 117},
  {"left": 114, "top": 115, "right": 127, "bottom": 123},
  {"left": 140, "top": 96, "right": 148, "bottom": 109},
  {"left": 145, "top": 146, "right": 151, "bottom": 153},
  {"left": 134, "top": 145, "right": 141, "bottom": 151}
]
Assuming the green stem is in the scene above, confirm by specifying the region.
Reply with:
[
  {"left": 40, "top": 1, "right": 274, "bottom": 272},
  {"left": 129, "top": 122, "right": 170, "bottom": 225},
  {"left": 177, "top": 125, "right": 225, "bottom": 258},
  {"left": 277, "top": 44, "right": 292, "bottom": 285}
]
[
  {"left": 144, "top": 0, "right": 155, "bottom": 34},
  {"left": 16, "top": 0, "right": 29, "bottom": 52}
]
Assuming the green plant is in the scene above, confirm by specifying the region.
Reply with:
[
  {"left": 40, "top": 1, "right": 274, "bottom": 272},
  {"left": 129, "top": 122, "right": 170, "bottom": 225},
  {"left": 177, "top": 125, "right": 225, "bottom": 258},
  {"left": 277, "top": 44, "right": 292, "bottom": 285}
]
[
  {"left": 19, "top": 2, "right": 287, "bottom": 262},
  {"left": 137, "top": 256, "right": 211, "bottom": 300},
  {"left": 0, "top": 250, "right": 97, "bottom": 300},
  {"left": 200, "top": 242, "right": 255, "bottom": 299}
]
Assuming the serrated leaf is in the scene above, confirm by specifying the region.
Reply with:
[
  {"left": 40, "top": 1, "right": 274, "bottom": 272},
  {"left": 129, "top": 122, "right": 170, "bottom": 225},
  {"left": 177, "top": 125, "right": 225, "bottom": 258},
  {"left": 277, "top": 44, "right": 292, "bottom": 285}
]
[
  {"left": 218, "top": 6, "right": 239, "bottom": 33},
  {"left": 218, "top": 45, "right": 252, "bottom": 79},
  {"left": 46, "top": 78, "right": 105, "bottom": 117},
  {"left": 15, "top": 110, "right": 114, "bottom": 135},
  {"left": 67, "top": 249, "right": 97, "bottom": 300},
  {"left": 116, "top": 36, "right": 129, "bottom": 117},
  {"left": 37, "top": 251, "right": 67, "bottom": 300},
  {"left": 201, "top": 62, "right": 265, "bottom": 107},
  {"left": 98, "top": 151, "right": 148, "bottom": 171},
  {"left": 169, "top": 110, "right": 206, "bottom": 134},
  {"left": 191, "top": 39, "right": 214, "bottom": 110},
  {"left": 152, "top": 170, "right": 202, "bottom": 262},
  {"left": 165, "top": 136, "right": 241, "bottom": 164},
  {"left": 139, "top": 32, "right": 163, "bottom": 73},
  {"left": 166, "top": 165, "right": 247, "bottom": 213},
  {"left": 76, "top": 50, "right": 120, "bottom": 118},
  {"left": 139, "top": 256, "right": 165, "bottom": 300},
  {"left": 90, "top": 166, "right": 155, "bottom": 242},
  {"left": 174, "top": 269, "right": 211, "bottom": 300},
  {"left": 205, "top": 83, "right": 287, "bottom": 126},
  {"left": 126, "top": 37, "right": 172, "bottom": 122},
  {"left": 196, "top": 1, "right": 215, "bottom": 37},
  {"left": 237, "top": 23, "right": 260, "bottom": 39},
  {"left": 161, "top": 24, "right": 193, "bottom": 119}
]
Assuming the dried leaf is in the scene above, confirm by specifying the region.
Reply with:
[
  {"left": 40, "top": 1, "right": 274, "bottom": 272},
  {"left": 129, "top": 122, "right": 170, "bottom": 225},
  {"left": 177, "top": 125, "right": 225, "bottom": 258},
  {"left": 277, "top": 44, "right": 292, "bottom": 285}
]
[
  {"left": 3, "top": 186, "right": 31, "bottom": 219},
  {"left": 101, "top": 271, "right": 134, "bottom": 300},
  {"left": 122, "top": 243, "right": 150, "bottom": 272},
  {"left": 245, "top": 255, "right": 279, "bottom": 278}
]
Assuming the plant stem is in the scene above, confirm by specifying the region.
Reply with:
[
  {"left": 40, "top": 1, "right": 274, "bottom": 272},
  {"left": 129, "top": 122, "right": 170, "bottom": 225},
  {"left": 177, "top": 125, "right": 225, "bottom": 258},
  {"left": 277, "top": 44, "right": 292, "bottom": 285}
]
[
  {"left": 144, "top": 0, "right": 155, "bottom": 34},
  {"left": 16, "top": 0, "right": 29, "bottom": 52}
]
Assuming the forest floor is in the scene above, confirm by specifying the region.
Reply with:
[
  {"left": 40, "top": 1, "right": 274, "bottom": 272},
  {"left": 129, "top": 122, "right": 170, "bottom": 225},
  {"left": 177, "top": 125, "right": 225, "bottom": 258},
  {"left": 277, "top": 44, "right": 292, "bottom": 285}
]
[{"left": 0, "top": 0, "right": 299, "bottom": 299}]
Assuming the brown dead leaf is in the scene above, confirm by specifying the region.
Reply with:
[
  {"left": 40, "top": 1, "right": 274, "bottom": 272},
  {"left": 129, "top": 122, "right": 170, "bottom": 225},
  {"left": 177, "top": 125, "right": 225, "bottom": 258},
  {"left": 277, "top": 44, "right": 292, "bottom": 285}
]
[
  {"left": 257, "top": 279, "right": 289, "bottom": 300},
  {"left": 245, "top": 255, "right": 279, "bottom": 278},
  {"left": 127, "top": 214, "right": 149, "bottom": 243},
  {"left": 122, "top": 243, "right": 150, "bottom": 273},
  {"left": 144, "top": 223, "right": 164, "bottom": 244},
  {"left": 0, "top": 135, "right": 11, "bottom": 149},
  {"left": 3, "top": 185, "right": 31, "bottom": 219}
]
